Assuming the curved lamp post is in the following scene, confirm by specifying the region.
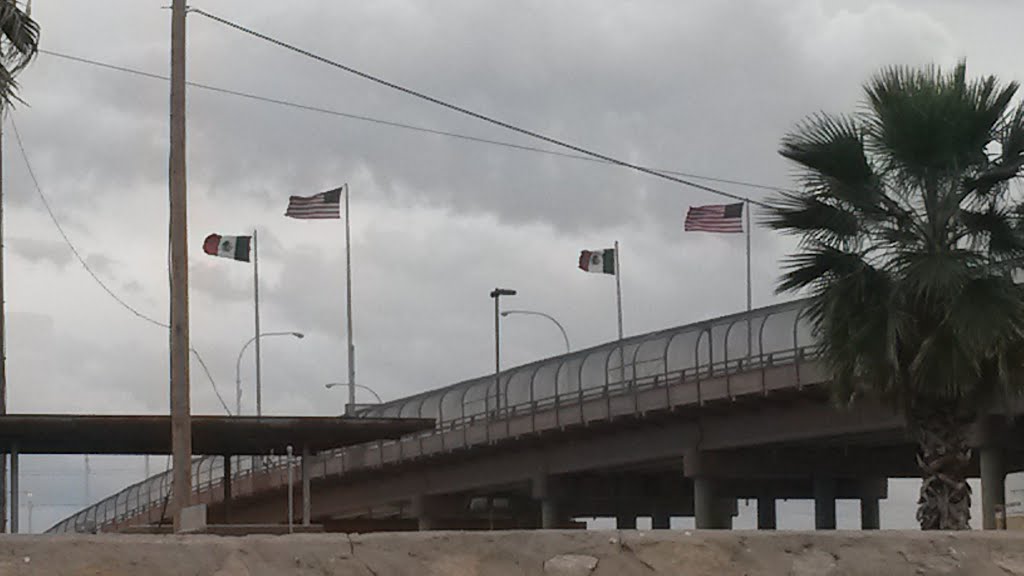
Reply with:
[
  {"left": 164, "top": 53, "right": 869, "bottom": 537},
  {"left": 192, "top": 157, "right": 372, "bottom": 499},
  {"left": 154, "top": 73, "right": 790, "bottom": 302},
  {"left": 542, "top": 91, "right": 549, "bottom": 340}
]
[
  {"left": 235, "top": 331, "right": 304, "bottom": 416},
  {"left": 501, "top": 309, "right": 570, "bottom": 353},
  {"left": 325, "top": 382, "right": 383, "bottom": 413}
]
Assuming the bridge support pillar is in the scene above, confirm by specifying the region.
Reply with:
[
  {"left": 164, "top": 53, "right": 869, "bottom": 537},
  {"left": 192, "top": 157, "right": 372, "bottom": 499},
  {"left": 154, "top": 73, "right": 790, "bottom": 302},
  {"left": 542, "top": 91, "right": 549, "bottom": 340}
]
[
  {"left": 979, "top": 417, "right": 1006, "bottom": 531},
  {"left": 860, "top": 497, "right": 880, "bottom": 530},
  {"left": 651, "top": 510, "right": 671, "bottom": 530},
  {"left": 411, "top": 495, "right": 439, "bottom": 531},
  {"left": 980, "top": 445, "right": 1006, "bottom": 530},
  {"left": 693, "top": 477, "right": 732, "bottom": 529},
  {"left": 615, "top": 513, "right": 637, "bottom": 530},
  {"left": 687, "top": 451, "right": 732, "bottom": 529},
  {"left": 756, "top": 497, "right": 776, "bottom": 530},
  {"left": 301, "top": 445, "right": 312, "bottom": 526},
  {"left": 222, "top": 455, "right": 232, "bottom": 524},
  {"left": 540, "top": 499, "right": 561, "bottom": 529},
  {"left": 9, "top": 443, "right": 17, "bottom": 534},
  {"left": 533, "top": 474, "right": 565, "bottom": 529},
  {"left": 814, "top": 476, "right": 837, "bottom": 530}
]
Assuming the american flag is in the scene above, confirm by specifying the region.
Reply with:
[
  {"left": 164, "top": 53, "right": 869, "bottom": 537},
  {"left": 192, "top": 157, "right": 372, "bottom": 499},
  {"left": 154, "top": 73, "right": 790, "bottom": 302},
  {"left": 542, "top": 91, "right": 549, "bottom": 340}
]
[
  {"left": 684, "top": 202, "right": 744, "bottom": 233},
  {"left": 285, "top": 188, "right": 342, "bottom": 219}
]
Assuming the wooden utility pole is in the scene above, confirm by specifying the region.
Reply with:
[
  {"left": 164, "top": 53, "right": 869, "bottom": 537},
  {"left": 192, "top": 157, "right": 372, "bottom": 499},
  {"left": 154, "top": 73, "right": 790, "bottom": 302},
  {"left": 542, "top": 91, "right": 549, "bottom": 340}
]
[{"left": 169, "top": 0, "right": 192, "bottom": 532}]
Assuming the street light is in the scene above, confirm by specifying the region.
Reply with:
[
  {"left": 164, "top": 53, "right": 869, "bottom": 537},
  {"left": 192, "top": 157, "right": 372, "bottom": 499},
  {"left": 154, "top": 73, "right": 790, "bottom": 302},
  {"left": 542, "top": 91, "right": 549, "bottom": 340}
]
[
  {"left": 501, "top": 310, "right": 570, "bottom": 353},
  {"left": 490, "top": 288, "right": 517, "bottom": 412},
  {"left": 325, "top": 382, "right": 383, "bottom": 413},
  {"left": 235, "top": 331, "right": 304, "bottom": 416}
]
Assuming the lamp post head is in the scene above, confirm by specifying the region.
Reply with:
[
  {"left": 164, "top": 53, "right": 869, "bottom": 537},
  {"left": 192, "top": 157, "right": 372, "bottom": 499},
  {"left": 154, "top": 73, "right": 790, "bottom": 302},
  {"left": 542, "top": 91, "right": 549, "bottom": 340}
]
[
  {"left": 490, "top": 288, "right": 517, "bottom": 298},
  {"left": 500, "top": 311, "right": 510, "bottom": 317},
  {"left": 292, "top": 332, "right": 305, "bottom": 339}
]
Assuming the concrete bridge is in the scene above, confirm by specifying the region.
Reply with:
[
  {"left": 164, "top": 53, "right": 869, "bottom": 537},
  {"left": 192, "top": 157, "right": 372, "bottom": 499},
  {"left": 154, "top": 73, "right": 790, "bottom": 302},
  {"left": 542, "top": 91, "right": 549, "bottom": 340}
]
[{"left": 48, "top": 299, "right": 1024, "bottom": 533}]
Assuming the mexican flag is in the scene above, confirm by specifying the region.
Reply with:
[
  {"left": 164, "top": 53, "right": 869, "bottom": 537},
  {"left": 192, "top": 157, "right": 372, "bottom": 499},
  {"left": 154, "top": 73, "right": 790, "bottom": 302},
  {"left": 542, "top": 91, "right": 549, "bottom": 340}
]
[
  {"left": 203, "top": 234, "right": 251, "bottom": 262},
  {"left": 579, "top": 248, "right": 615, "bottom": 274}
]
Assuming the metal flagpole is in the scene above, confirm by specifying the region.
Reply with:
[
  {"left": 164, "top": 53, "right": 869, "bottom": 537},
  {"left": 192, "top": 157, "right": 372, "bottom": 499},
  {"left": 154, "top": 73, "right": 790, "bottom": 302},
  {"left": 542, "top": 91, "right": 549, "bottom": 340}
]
[
  {"left": 253, "top": 229, "right": 263, "bottom": 417},
  {"left": 745, "top": 201, "right": 752, "bottom": 357},
  {"left": 614, "top": 240, "right": 625, "bottom": 384},
  {"left": 345, "top": 184, "right": 356, "bottom": 415}
]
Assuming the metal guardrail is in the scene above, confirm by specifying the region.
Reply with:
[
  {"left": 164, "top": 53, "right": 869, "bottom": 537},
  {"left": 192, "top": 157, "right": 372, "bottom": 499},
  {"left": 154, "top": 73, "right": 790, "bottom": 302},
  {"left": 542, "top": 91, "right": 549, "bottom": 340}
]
[{"left": 48, "top": 299, "right": 814, "bottom": 533}]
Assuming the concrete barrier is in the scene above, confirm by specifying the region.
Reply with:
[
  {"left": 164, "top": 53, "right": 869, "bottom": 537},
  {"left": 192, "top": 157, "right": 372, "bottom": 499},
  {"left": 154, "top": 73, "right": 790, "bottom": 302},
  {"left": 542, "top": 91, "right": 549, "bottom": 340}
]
[{"left": 1, "top": 531, "right": 1023, "bottom": 575}]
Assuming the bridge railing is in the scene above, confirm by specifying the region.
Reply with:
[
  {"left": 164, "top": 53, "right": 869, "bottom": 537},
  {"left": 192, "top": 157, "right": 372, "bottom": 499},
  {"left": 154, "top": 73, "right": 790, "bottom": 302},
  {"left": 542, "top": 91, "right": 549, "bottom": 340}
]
[{"left": 48, "top": 299, "right": 814, "bottom": 533}]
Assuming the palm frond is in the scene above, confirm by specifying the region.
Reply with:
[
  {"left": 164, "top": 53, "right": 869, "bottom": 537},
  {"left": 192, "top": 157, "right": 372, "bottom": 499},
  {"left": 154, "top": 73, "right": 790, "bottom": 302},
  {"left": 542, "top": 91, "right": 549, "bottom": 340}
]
[
  {"left": 893, "top": 248, "right": 978, "bottom": 306},
  {"left": 0, "top": 0, "right": 38, "bottom": 107},
  {"left": 762, "top": 192, "right": 859, "bottom": 243},
  {"left": 959, "top": 207, "right": 1024, "bottom": 259},
  {"left": 963, "top": 101, "right": 1024, "bottom": 198},
  {"left": 776, "top": 246, "right": 866, "bottom": 293},
  {"left": 779, "top": 113, "right": 896, "bottom": 216},
  {"left": 864, "top": 61, "right": 1016, "bottom": 186}
]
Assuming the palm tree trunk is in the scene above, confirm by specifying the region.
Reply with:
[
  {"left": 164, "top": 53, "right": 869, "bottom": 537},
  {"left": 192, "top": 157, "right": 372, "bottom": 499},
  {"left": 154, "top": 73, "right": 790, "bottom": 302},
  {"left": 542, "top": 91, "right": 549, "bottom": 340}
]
[{"left": 913, "top": 402, "right": 973, "bottom": 530}]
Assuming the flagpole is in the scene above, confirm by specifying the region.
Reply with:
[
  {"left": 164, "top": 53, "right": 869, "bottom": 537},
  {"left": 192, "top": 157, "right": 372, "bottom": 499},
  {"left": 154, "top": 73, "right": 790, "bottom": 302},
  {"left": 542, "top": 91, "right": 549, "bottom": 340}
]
[
  {"left": 745, "top": 201, "right": 752, "bottom": 356},
  {"left": 614, "top": 240, "right": 624, "bottom": 384},
  {"left": 253, "top": 228, "right": 263, "bottom": 417},
  {"left": 345, "top": 183, "right": 356, "bottom": 415}
]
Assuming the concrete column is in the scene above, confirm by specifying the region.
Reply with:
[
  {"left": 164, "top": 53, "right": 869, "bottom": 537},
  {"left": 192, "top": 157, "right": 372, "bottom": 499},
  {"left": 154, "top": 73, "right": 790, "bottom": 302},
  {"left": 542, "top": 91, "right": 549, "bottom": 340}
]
[
  {"left": 417, "top": 516, "right": 435, "bottom": 530},
  {"left": 694, "top": 477, "right": 731, "bottom": 529},
  {"left": 411, "top": 495, "right": 437, "bottom": 531},
  {"left": 813, "top": 477, "right": 837, "bottom": 530},
  {"left": 615, "top": 513, "right": 637, "bottom": 530},
  {"left": 651, "top": 511, "right": 671, "bottom": 530},
  {"left": 540, "top": 498, "right": 560, "bottom": 529},
  {"left": 978, "top": 444, "right": 1003, "bottom": 528},
  {"left": 9, "top": 443, "right": 17, "bottom": 533},
  {"left": 980, "top": 445, "right": 1005, "bottom": 530},
  {"left": 688, "top": 449, "right": 732, "bottom": 530},
  {"left": 860, "top": 497, "right": 880, "bottom": 530},
  {"left": 222, "top": 455, "right": 232, "bottom": 524},
  {"left": 756, "top": 497, "right": 776, "bottom": 530},
  {"left": 533, "top": 474, "right": 564, "bottom": 529},
  {"left": 301, "top": 445, "right": 311, "bottom": 526},
  {"left": 978, "top": 417, "right": 1007, "bottom": 531}
]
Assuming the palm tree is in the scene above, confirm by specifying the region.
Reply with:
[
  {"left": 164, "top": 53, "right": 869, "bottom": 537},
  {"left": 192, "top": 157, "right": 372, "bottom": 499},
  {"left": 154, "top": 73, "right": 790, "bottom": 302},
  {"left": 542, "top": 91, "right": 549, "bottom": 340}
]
[
  {"left": 767, "top": 61, "right": 1024, "bottom": 530},
  {"left": 0, "top": 0, "right": 38, "bottom": 107}
]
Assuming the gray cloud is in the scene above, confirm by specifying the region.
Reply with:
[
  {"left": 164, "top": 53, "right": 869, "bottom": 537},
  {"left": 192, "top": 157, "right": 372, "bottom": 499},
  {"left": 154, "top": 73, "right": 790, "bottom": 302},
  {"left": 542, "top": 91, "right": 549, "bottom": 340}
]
[
  {"left": 3, "top": 0, "right": 1015, "bottom": 530},
  {"left": 7, "top": 237, "right": 72, "bottom": 268}
]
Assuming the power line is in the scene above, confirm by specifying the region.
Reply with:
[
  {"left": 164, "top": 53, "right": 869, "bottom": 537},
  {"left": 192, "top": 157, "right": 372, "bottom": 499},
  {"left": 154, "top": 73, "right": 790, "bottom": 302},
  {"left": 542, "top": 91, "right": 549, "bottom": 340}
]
[
  {"left": 7, "top": 115, "right": 233, "bottom": 416},
  {"left": 190, "top": 9, "right": 774, "bottom": 209},
  {"left": 10, "top": 116, "right": 167, "bottom": 330},
  {"left": 38, "top": 49, "right": 790, "bottom": 196}
]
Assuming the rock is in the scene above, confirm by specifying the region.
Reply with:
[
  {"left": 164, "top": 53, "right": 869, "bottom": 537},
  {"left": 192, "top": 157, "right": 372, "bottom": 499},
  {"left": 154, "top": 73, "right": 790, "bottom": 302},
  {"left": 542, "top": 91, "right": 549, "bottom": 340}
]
[
  {"left": 213, "top": 553, "right": 251, "bottom": 576},
  {"left": 791, "top": 550, "right": 837, "bottom": 576},
  {"left": 544, "top": 554, "right": 599, "bottom": 575},
  {"left": 996, "top": 555, "right": 1024, "bottom": 575}
]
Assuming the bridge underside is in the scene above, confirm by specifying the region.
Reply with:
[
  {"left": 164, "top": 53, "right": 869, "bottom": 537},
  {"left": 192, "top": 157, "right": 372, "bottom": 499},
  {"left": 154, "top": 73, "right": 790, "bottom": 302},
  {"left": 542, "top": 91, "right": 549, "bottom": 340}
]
[{"left": 205, "top": 394, "right": 1024, "bottom": 531}]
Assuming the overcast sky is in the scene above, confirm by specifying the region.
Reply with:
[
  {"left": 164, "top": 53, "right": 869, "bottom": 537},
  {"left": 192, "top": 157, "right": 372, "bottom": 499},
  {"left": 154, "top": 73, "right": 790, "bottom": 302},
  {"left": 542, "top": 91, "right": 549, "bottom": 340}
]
[{"left": 7, "top": 0, "right": 1015, "bottom": 531}]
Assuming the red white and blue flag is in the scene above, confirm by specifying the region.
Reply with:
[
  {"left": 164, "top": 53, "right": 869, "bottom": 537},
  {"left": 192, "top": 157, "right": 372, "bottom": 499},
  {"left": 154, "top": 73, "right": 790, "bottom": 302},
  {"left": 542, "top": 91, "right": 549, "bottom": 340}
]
[
  {"left": 684, "top": 203, "right": 744, "bottom": 233},
  {"left": 285, "top": 188, "right": 342, "bottom": 220}
]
